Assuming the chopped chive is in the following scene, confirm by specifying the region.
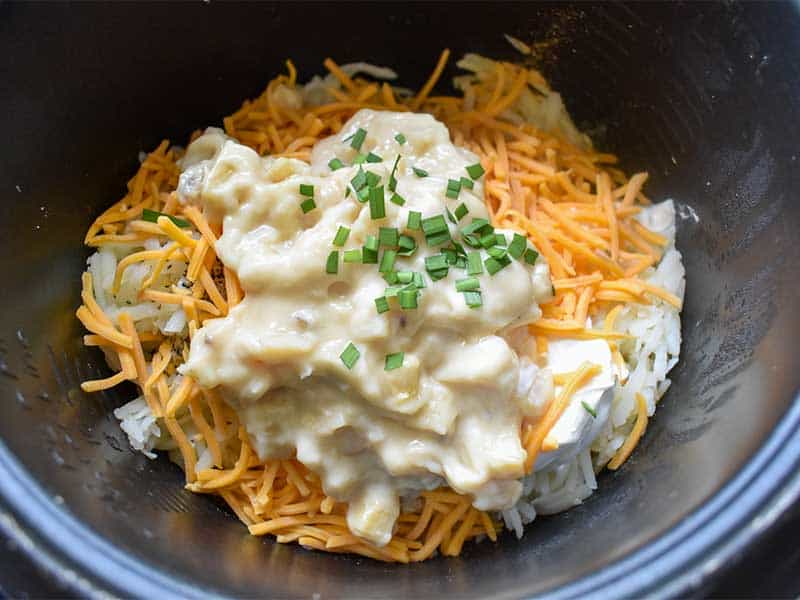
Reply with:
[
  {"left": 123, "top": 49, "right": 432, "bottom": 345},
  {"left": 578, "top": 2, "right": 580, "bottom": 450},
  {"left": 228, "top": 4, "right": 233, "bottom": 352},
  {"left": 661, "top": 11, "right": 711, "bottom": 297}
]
[
  {"left": 428, "top": 268, "right": 449, "bottom": 281},
  {"left": 455, "top": 277, "right": 480, "bottom": 292},
  {"left": 333, "top": 226, "right": 350, "bottom": 247},
  {"left": 385, "top": 352, "right": 404, "bottom": 370},
  {"left": 385, "top": 285, "right": 403, "bottom": 298},
  {"left": 484, "top": 255, "right": 511, "bottom": 276},
  {"left": 356, "top": 186, "right": 370, "bottom": 203},
  {"left": 365, "top": 171, "right": 381, "bottom": 188},
  {"left": 299, "top": 183, "right": 314, "bottom": 197},
  {"left": 350, "top": 128, "right": 367, "bottom": 151},
  {"left": 369, "top": 186, "right": 386, "bottom": 219},
  {"left": 460, "top": 176, "right": 474, "bottom": 190},
  {"left": 379, "top": 249, "right": 397, "bottom": 273},
  {"left": 398, "top": 289, "right": 418, "bottom": 309},
  {"left": 422, "top": 215, "right": 448, "bottom": 236},
  {"left": 446, "top": 178, "right": 461, "bottom": 199},
  {"left": 398, "top": 235, "right": 416, "bottom": 255},
  {"left": 508, "top": 233, "right": 527, "bottom": 259},
  {"left": 426, "top": 230, "right": 452, "bottom": 246},
  {"left": 461, "top": 218, "right": 491, "bottom": 236},
  {"left": 487, "top": 246, "right": 508, "bottom": 259},
  {"left": 300, "top": 198, "right": 316, "bottom": 213},
  {"left": 375, "top": 296, "right": 390, "bottom": 314},
  {"left": 141, "top": 209, "right": 190, "bottom": 228},
  {"left": 466, "top": 163, "right": 485, "bottom": 179},
  {"left": 445, "top": 207, "right": 456, "bottom": 224},
  {"left": 407, "top": 211, "right": 422, "bottom": 230},
  {"left": 325, "top": 251, "right": 339, "bottom": 274},
  {"left": 351, "top": 169, "right": 367, "bottom": 190},
  {"left": 345, "top": 188, "right": 351, "bottom": 198},
  {"left": 383, "top": 271, "right": 399, "bottom": 284},
  {"left": 362, "top": 247, "right": 378, "bottom": 264},
  {"left": 412, "top": 167, "right": 428, "bottom": 178},
  {"left": 353, "top": 153, "right": 368, "bottom": 165},
  {"left": 442, "top": 248, "right": 458, "bottom": 265},
  {"left": 339, "top": 342, "right": 360, "bottom": 369},
  {"left": 366, "top": 152, "right": 383, "bottom": 163},
  {"left": 365, "top": 235, "right": 379, "bottom": 252},
  {"left": 480, "top": 232, "right": 498, "bottom": 248},
  {"left": 494, "top": 233, "right": 507, "bottom": 246},
  {"left": 395, "top": 133, "right": 407, "bottom": 145},
  {"left": 396, "top": 271, "right": 414, "bottom": 284},
  {"left": 390, "top": 192, "right": 406, "bottom": 206},
  {"left": 451, "top": 241, "right": 467, "bottom": 256},
  {"left": 388, "top": 155, "right": 401, "bottom": 192},
  {"left": 454, "top": 203, "right": 469, "bottom": 221},
  {"left": 463, "top": 290, "right": 483, "bottom": 308},
  {"left": 412, "top": 272, "right": 426, "bottom": 288},
  {"left": 344, "top": 248, "right": 362, "bottom": 263},
  {"left": 379, "top": 227, "right": 399, "bottom": 248},
  {"left": 463, "top": 234, "right": 481, "bottom": 248},
  {"left": 582, "top": 401, "right": 598, "bottom": 418},
  {"left": 328, "top": 157, "right": 345, "bottom": 171},
  {"left": 425, "top": 254, "right": 448, "bottom": 272},
  {"left": 524, "top": 248, "right": 539, "bottom": 265}
]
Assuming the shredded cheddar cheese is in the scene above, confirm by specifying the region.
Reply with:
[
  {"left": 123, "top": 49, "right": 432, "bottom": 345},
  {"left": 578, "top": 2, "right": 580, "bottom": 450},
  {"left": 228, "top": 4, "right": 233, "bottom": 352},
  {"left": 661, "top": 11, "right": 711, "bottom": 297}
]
[{"left": 76, "top": 51, "right": 678, "bottom": 562}]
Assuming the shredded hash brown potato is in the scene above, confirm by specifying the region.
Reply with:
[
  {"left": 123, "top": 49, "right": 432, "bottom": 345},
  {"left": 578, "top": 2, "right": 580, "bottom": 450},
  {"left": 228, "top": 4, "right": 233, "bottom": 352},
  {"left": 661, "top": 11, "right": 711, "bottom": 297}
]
[{"left": 77, "top": 51, "right": 679, "bottom": 562}]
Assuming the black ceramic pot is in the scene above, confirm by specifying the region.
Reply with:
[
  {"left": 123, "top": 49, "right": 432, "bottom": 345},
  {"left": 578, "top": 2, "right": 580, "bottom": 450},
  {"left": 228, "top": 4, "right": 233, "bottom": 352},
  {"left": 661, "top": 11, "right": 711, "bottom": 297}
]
[{"left": 1, "top": 2, "right": 799, "bottom": 598}]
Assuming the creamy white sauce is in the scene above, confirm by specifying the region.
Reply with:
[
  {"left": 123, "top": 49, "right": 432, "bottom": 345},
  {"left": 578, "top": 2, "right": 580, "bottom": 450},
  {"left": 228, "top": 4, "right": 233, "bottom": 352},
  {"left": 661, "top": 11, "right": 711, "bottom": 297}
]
[{"left": 178, "top": 110, "right": 614, "bottom": 546}]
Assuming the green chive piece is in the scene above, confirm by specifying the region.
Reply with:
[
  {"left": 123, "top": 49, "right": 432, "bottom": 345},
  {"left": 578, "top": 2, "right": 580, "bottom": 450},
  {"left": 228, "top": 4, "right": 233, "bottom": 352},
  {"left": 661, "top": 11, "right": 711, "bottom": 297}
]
[
  {"left": 328, "top": 158, "right": 345, "bottom": 171},
  {"left": 426, "top": 230, "right": 452, "bottom": 246},
  {"left": 461, "top": 218, "right": 491, "bottom": 236},
  {"left": 494, "top": 233, "right": 507, "bottom": 246},
  {"left": 362, "top": 248, "right": 378, "bottom": 264},
  {"left": 412, "top": 167, "right": 428, "bottom": 178},
  {"left": 388, "top": 155, "right": 401, "bottom": 192},
  {"left": 398, "top": 235, "right": 416, "bottom": 255},
  {"left": 299, "top": 183, "right": 314, "bottom": 197},
  {"left": 366, "top": 152, "right": 383, "bottom": 163},
  {"left": 467, "top": 252, "right": 483, "bottom": 275},
  {"left": 463, "top": 290, "right": 483, "bottom": 308},
  {"left": 369, "top": 186, "right": 386, "bottom": 219},
  {"left": 385, "top": 352, "right": 404, "bottom": 370},
  {"left": 395, "top": 133, "right": 407, "bottom": 145},
  {"left": 356, "top": 186, "right": 370, "bottom": 203},
  {"left": 340, "top": 342, "right": 360, "bottom": 369},
  {"left": 455, "top": 277, "right": 480, "bottom": 292},
  {"left": 351, "top": 169, "right": 367, "bottom": 191},
  {"left": 333, "top": 226, "right": 350, "bottom": 247},
  {"left": 353, "top": 154, "right": 368, "bottom": 165},
  {"left": 407, "top": 211, "right": 422, "bottom": 230},
  {"left": 463, "top": 233, "right": 481, "bottom": 248},
  {"left": 379, "top": 250, "right": 397, "bottom": 273},
  {"left": 300, "top": 198, "right": 316, "bottom": 214},
  {"left": 396, "top": 271, "right": 414, "bottom": 284},
  {"left": 487, "top": 246, "right": 508, "bottom": 259},
  {"left": 480, "top": 232, "right": 498, "bottom": 248},
  {"left": 422, "top": 215, "right": 448, "bottom": 236},
  {"left": 442, "top": 248, "right": 458, "bottom": 265},
  {"left": 383, "top": 271, "right": 399, "bottom": 284},
  {"left": 385, "top": 285, "right": 403, "bottom": 298},
  {"left": 508, "top": 233, "right": 527, "bottom": 259},
  {"left": 484, "top": 257, "right": 502, "bottom": 275},
  {"left": 445, "top": 207, "right": 457, "bottom": 224},
  {"left": 412, "top": 272, "right": 426, "bottom": 288},
  {"left": 454, "top": 203, "right": 469, "bottom": 221},
  {"left": 141, "top": 209, "right": 190, "bottom": 228},
  {"left": 375, "top": 297, "right": 390, "bottom": 314},
  {"left": 428, "top": 268, "right": 449, "bottom": 281},
  {"left": 581, "top": 401, "right": 598, "bottom": 418},
  {"left": 365, "top": 235, "right": 379, "bottom": 252},
  {"left": 379, "top": 227, "right": 399, "bottom": 248},
  {"left": 446, "top": 178, "right": 461, "bottom": 199},
  {"left": 326, "top": 251, "right": 339, "bottom": 274},
  {"left": 524, "top": 248, "right": 539, "bottom": 265},
  {"left": 460, "top": 176, "right": 474, "bottom": 190},
  {"left": 344, "top": 249, "right": 362, "bottom": 263},
  {"left": 425, "top": 254, "right": 448, "bottom": 273},
  {"left": 390, "top": 193, "right": 405, "bottom": 206},
  {"left": 398, "top": 289, "right": 418, "bottom": 309},
  {"left": 466, "top": 163, "right": 485, "bottom": 179},
  {"left": 350, "top": 128, "right": 367, "bottom": 151},
  {"left": 365, "top": 171, "right": 381, "bottom": 188}
]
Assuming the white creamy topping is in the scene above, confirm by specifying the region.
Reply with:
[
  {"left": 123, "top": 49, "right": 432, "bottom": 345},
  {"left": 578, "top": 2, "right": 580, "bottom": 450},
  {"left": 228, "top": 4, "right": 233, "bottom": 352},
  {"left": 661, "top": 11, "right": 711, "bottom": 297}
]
[{"left": 180, "top": 110, "right": 554, "bottom": 546}]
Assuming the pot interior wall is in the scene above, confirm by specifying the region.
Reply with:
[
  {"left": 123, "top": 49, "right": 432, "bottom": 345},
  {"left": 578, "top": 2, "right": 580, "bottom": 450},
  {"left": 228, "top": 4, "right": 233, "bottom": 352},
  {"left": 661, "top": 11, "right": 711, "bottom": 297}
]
[{"left": 1, "top": 2, "right": 799, "bottom": 597}]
